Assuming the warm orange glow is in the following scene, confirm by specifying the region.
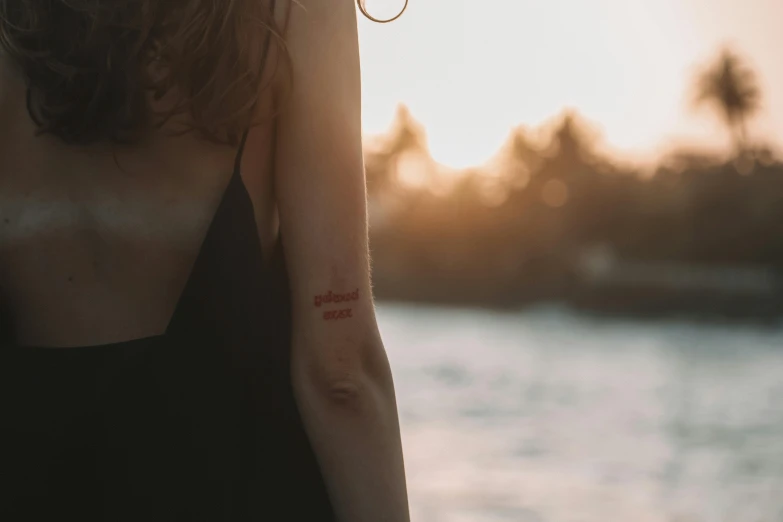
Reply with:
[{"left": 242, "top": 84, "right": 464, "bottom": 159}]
[
  {"left": 358, "top": 0, "right": 783, "bottom": 170},
  {"left": 395, "top": 152, "right": 431, "bottom": 188},
  {"left": 478, "top": 180, "right": 510, "bottom": 208},
  {"left": 541, "top": 179, "right": 569, "bottom": 208}
]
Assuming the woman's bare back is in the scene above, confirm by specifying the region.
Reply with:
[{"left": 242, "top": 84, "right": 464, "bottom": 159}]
[{"left": 0, "top": 58, "right": 280, "bottom": 348}]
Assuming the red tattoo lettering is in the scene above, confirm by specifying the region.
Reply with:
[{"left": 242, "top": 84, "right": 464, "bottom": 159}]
[
  {"left": 322, "top": 308, "right": 354, "bottom": 321},
  {"left": 313, "top": 289, "right": 359, "bottom": 308}
]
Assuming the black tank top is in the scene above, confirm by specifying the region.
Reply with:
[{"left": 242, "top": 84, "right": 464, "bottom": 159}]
[{"left": 0, "top": 134, "right": 336, "bottom": 521}]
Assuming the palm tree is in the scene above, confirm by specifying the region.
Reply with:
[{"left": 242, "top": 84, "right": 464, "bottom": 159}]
[{"left": 693, "top": 47, "right": 762, "bottom": 156}]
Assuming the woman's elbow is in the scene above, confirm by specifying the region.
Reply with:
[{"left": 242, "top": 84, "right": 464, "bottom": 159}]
[{"left": 292, "top": 339, "right": 396, "bottom": 414}]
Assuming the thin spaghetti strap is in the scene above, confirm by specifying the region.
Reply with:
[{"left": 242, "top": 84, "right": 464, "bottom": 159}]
[
  {"left": 232, "top": 0, "right": 278, "bottom": 175},
  {"left": 233, "top": 129, "right": 251, "bottom": 174}
]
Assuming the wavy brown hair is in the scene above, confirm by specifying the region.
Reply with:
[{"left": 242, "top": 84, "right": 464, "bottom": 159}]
[{"left": 0, "top": 0, "right": 286, "bottom": 146}]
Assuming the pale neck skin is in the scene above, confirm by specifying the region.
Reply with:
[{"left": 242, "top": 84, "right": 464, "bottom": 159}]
[{"left": 0, "top": 53, "right": 280, "bottom": 348}]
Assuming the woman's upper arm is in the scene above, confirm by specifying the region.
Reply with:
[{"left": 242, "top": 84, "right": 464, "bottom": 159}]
[{"left": 274, "top": 1, "right": 380, "bottom": 374}]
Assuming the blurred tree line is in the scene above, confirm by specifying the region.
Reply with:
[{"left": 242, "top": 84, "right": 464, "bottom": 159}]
[{"left": 363, "top": 47, "right": 783, "bottom": 318}]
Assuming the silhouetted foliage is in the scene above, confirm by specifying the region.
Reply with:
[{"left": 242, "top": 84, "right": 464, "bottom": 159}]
[
  {"left": 364, "top": 48, "right": 783, "bottom": 319},
  {"left": 693, "top": 48, "right": 762, "bottom": 156}
]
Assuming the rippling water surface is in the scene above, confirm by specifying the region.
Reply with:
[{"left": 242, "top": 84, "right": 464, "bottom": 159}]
[{"left": 376, "top": 304, "right": 783, "bottom": 522}]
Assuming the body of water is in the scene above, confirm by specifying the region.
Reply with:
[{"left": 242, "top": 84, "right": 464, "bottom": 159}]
[{"left": 377, "top": 304, "right": 783, "bottom": 522}]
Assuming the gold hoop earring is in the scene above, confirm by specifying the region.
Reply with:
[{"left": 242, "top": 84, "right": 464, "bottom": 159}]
[{"left": 357, "top": 0, "right": 409, "bottom": 23}]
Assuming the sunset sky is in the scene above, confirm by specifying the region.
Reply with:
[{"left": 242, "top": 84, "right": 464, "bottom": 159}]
[{"left": 357, "top": 0, "right": 783, "bottom": 169}]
